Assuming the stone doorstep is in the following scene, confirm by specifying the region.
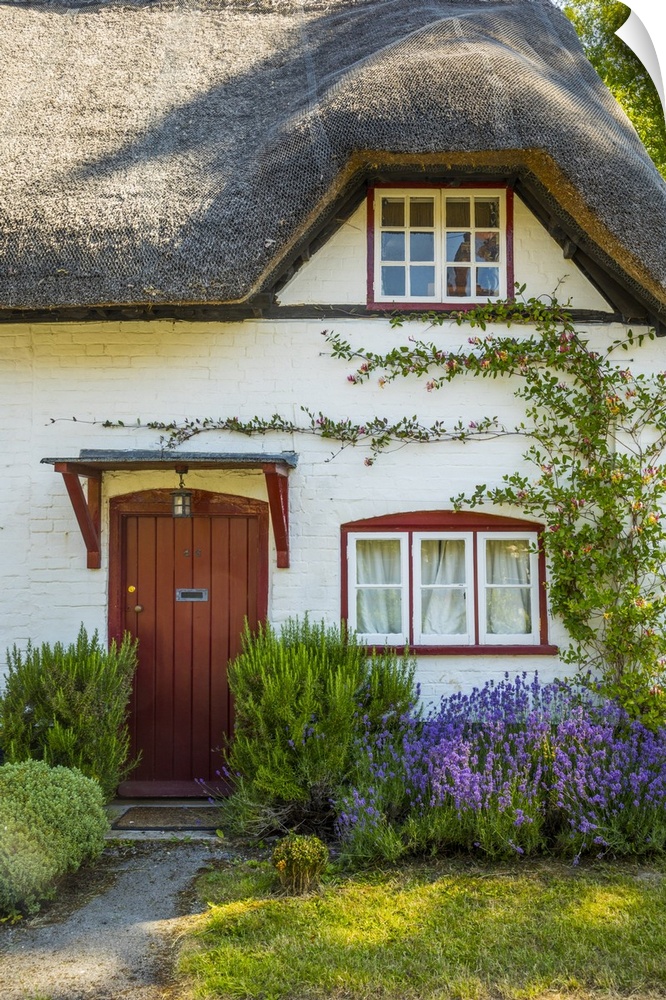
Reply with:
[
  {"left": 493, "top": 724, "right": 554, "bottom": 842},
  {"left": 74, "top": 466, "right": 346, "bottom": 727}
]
[{"left": 105, "top": 799, "right": 224, "bottom": 840}]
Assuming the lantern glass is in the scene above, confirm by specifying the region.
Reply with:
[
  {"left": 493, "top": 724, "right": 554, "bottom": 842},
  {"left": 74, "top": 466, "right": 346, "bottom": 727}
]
[{"left": 171, "top": 489, "right": 192, "bottom": 518}]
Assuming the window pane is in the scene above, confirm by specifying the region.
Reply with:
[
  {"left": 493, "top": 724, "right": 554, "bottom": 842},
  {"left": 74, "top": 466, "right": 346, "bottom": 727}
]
[
  {"left": 410, "top": 198, "right": 434, "bottom": 228},
  {"left": 381, "top": 231, "right": 405, "bottom": 261},
  {"left": 447, "top": 266, "right": 470, "bottom": 297},
  {"left": 410, "top": 231, "right": 434, "bottom": 261},
  {"left": 422, "top": 589, "right": 467, "bottom": 635},
  {"left": 381, "top": 198, "right": 404, "bottom": 227},
  {"left": 475, "top": 233, "right": 500, "bottom": 262},
  {"left": 486, "top": 539, "right": 531, "bottom": 584},
  {"left": 410, "top": 266, "right": 435, "bottom": 297},
  {"left": 446, "top": 198, "right": 470, "bottom": 227},
  {"left": 356, "top": 539, "right": 402, "bottom": 584},
  {"left": 381, "top": 266, "right": 405, "bottom": 296},
  {"left": 476, "top": 267, "right": 500, "bottom": 297},
  {"left": 421, "top": 539, "right": 466, "bottom": 585},
  {"left": 446, "top": 232, "right": 471, "bottom": 262},
  {"left": 475, "top": 197, "right": 499, "bottom": 228},
  {"left": 486, "top": 588, "right": 532, "bottom": 634},
  {"left": 357, "top": 588, "right": 402, "bottom": 635}
]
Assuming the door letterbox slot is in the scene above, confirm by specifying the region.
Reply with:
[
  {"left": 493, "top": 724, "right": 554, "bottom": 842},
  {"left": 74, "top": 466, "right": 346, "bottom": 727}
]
[{"left": 176, "top": 588, "right": 209, "bottom": 602}]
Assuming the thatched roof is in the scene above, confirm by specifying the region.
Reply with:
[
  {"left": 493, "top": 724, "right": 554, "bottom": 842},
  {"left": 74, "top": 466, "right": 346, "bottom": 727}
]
[{"left": 0, "top": 0, "right": 665, "bottom": 322}]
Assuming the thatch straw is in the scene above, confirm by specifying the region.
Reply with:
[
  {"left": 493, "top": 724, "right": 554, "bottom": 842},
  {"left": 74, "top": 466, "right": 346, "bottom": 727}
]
[{"left": 0, "top": 0, "right": 664, "bottom": 314}]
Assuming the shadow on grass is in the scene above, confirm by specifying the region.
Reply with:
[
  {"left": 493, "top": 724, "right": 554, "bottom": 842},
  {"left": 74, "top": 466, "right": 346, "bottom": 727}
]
[{"left": 180, "top": 857, "right": 666, "bottom": 999}]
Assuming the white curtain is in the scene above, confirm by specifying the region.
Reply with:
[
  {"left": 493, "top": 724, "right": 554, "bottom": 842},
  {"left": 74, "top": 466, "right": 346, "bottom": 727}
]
[
  {"left": 356, "top": 539, "right": 402, "bottom": 635},
  {"left": 420, "top": 539, "right": 467, "bottom": 635},
  {"left": 485, "top": 539, "right": 531, "bottom": 634}
]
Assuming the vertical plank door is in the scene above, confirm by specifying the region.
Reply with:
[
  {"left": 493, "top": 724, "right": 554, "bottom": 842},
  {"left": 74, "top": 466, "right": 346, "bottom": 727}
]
[{"left": 113, "top": 492, "right": 268, "bottom": 797}]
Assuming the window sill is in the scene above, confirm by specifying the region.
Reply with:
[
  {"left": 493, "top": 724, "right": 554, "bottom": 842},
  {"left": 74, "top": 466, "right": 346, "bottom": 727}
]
[
  {"left": 365, "top": 644, "right": 560, "bottom": 656},
  {"left": 367, "top": 301, "right": 497, "bottom": 313}
]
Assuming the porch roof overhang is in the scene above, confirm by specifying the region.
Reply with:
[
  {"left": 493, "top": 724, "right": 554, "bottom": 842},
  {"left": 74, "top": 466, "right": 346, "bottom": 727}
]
[{"left": 41, "top": 450, "right": 297, "bottom": 570}]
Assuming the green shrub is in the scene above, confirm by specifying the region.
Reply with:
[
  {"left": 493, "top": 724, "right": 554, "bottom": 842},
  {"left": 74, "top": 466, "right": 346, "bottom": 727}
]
[
  {"left": 0, "top": 760, "right": 108, "bottom": 915},
  {"left": 221, "top": 617, "right": 416, "bottom": 835},
  {"left": 0, "top": 625, "right": 139, "bottom": 800},
  {"left": 272, "top": 833, "right": 329, "bottom": 894}
]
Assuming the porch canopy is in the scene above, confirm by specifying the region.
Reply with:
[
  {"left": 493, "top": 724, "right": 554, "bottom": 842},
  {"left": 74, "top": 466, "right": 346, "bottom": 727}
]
[{"left": 41, "top": 450, "right": 297, "bottom": 570}]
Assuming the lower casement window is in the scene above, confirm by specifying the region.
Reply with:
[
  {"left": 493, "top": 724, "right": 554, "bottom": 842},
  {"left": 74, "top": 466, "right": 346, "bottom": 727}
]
[{"left": 343, "top": 514, "right": 552, "bottom": 652}]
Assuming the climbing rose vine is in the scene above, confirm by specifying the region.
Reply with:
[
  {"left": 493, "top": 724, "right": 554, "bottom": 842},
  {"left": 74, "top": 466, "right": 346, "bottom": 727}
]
[
  {"left": 326, "top": 297, "right": 666, "bottom": 721},
  {"left": 103, "top": 293, "right": 666, "bottom": 721}
]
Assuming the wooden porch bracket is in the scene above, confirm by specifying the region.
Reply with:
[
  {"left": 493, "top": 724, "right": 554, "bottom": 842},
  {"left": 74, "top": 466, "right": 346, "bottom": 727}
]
[
  {"left": 54, "top": 463, "right": 102, "bottom": 569},
  {"left": 43, "top": 450, "right": 296, "bottom": 570},
  {"left": 263, "top": 463, "right": 290, "bottom": 568}
]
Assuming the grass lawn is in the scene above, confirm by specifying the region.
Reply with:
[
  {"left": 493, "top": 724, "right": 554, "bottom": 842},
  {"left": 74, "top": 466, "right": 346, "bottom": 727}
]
[{"left": 179, "top": 854, "right": 666, "bottom": 1000}]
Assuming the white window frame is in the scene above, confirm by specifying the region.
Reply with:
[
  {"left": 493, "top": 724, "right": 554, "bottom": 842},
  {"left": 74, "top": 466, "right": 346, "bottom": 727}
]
[
  {"left": 413, "top": 532, "right": 475, "bottom": 645},
  {"left": 477, "top": 532, "right": 541, "bottom": 645},
  {"left": 347, "top": 532, "right": 410, "bottom": 645},
  {"left": 347, "top": 528, "right": 541, "bottom": 648},
  {"left": 373, "top": 187, "right": 507, "bottom": 305}
]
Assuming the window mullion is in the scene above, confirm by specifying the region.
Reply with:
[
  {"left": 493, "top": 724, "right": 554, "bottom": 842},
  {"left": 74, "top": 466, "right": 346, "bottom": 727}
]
[
  {"left": 435, "top": 191, "right": 443, "bottom": 301},
  {"left": 472, "top": 531, "right": 480, "bottom": 645},
  {"left": 408, "top": 532, "right": 415, "bottom": 647}
]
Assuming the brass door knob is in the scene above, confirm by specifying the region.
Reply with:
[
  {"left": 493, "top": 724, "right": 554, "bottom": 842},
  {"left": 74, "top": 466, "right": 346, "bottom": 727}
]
[{"left": 134, "top": 604, "right": 144, "bottom": 613}]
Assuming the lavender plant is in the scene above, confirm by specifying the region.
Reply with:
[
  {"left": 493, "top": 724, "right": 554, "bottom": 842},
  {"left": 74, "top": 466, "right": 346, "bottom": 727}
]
[
  {"left": 552, "top": 705, "right": 666, "bottom": 855},
  {"left": 336, "top": 674, "right": 666, "bottom": 862}
]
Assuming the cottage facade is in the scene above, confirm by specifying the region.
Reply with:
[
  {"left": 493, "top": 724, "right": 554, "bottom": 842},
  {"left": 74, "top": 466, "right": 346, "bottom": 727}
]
[{"left": 1, "top": 0, "right": 665, "bottom": 793}]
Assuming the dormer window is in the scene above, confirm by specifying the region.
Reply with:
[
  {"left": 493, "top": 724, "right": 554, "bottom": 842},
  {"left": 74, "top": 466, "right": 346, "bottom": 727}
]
[{"left": 369, "top": 186, "right": 511, "bottom": 307}]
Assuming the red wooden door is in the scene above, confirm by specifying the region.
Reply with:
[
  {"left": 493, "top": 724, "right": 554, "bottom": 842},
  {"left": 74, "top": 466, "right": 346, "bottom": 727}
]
[{"left": 110, "top": 490, "right": 269, "bottom": 797}]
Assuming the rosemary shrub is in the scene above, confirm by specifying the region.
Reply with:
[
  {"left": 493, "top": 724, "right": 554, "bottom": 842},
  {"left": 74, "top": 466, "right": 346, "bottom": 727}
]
[
  {"left": 221, "top": 617, "right": 416, "bottom": 836},
  {"left": 0, "top": 625, "right": 139, "bottom": 799}
]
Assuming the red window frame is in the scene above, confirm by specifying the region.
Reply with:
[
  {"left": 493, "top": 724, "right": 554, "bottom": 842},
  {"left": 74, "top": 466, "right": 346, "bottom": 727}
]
[
  {"left": 341, "top": 510, "right": 557, "bottom": 655},
  {"left": 367, "top": 182, "right": 515, "bottom": 312}
]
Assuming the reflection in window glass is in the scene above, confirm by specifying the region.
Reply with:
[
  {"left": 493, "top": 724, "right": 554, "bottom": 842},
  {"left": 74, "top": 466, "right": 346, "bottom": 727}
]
[
  {"left": 475, "top": 232, "right": 499, "bottom": 262},
  {"left": 447, "top": 232, "right": 471, "bottom": 262},
  {"left": 475, "top": 198, "right": 499, "bottom": 228},
  {"left": 447, "top": 266, "right": 470, "bottom": 297},
  {"left": 486, "top": 589, "right": 531, "bottom": 634},
  {"left": 382, "top": 266, "right": 405, "bottom": 296},
  {"left": 486, "top": 540, "right": 531, "bottom": 584},
  {"left": 476, "top": 267, "right": 500, "bottom": 296},
  {"left": 376, "top": 189, "right": 505, "bottom": 303},
  {"left": 410, "top": 266, "right": 435, "bottom": 297},
  {"left": 410, "top": 232, "right": 434, "bottom": 261},
  {"left": 381, "top": 232, "right": 405, "bottom": 261}
]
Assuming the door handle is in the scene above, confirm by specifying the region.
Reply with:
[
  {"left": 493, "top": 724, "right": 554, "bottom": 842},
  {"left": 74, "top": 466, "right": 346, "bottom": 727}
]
[{"left": 134, "top": 604, "right": 144, "bottom": 613}]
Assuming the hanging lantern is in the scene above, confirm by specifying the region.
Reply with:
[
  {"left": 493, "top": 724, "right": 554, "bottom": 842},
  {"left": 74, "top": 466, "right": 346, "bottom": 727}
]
[{"left": 171, "top": 468, "right": 192, "bottom": 518}]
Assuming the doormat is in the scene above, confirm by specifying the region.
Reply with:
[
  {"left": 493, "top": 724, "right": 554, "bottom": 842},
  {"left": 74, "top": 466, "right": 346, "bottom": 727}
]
[{"left": 112, "top": 806, "right": 222, "bottom": 831}]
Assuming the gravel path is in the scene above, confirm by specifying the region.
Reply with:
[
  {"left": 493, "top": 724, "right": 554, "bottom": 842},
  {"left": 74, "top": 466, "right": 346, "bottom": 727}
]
[{"left": 0, "top": 840, "right": 231, "bottom": 1000}]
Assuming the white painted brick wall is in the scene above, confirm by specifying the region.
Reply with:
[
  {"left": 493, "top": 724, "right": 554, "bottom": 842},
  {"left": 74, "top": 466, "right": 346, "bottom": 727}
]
[{"left": 0, "top": 310, "right": 660, "bottom": 702}]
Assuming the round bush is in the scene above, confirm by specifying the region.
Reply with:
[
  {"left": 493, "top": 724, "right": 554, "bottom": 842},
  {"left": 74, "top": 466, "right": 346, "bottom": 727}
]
[{"left": 0, "top": 760, "right": 109, "bottom": 915}]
